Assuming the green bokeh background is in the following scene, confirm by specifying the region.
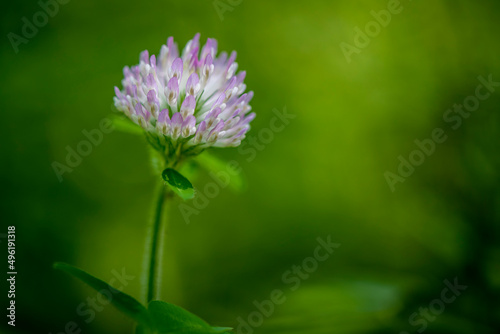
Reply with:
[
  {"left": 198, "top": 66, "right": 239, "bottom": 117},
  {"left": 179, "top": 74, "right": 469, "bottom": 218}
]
[{"left": 1, "top": 0, "right": 499, "bottom": 333}]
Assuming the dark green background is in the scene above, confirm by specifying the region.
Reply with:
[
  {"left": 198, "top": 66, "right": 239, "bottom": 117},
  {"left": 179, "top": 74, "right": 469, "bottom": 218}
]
[{"left": 1, "top": 0, "right": 499, "bottom": 333}]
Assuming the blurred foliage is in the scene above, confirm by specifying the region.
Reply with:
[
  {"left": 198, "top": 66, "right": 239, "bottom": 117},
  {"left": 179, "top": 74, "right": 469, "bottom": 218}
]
[{"left": 0, "top": 0, "right": 499, "bottom": 333}]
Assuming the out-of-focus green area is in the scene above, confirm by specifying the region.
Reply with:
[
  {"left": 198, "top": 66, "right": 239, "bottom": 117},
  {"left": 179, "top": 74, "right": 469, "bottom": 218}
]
[{"left": 1, "top": 0, "right": 499, "bottom": 333}]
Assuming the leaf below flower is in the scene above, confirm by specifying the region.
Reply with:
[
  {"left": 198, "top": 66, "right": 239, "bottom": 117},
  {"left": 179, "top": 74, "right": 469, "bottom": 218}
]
[
  {"left": 53, "top": 262, "right": 154, "bottom": 332},
  {"left": 162, "top": 168, "right": 195, "bottom": 200},
  {"left": 148, "top": 301, "right": 232, "bottom": 333}
]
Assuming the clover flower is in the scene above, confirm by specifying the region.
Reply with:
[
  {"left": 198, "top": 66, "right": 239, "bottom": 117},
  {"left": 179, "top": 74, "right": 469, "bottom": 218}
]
[
  {"left": 113, "top": 33, "right": 255, "bottom": 161},
  {"left": 55, "top": 36, "right": 254, "bottom": 334}
]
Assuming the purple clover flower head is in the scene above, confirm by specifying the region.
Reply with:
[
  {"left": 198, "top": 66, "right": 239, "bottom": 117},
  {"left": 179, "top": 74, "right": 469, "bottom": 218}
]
[{"left": 113, "top": 33, "right": 254, "bottom": 160}]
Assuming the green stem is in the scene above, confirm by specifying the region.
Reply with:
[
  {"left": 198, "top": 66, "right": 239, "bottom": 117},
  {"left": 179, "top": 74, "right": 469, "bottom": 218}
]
[{"left": 145, "top": 183, "right": 168, "bottom": 303}]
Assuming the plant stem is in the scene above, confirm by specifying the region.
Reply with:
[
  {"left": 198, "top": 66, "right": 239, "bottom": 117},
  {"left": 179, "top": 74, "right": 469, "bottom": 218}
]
[{"left": 145, "top": 183, "right": 168, "bottom": 303}]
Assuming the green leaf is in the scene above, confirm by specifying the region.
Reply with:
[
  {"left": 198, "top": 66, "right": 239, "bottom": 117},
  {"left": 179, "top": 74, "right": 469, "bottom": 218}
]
[
  {"left": 149, "top": 301, "right": 210, "bottom": 332},
  {"left": 148, "top": 301, "right": 232, "bottom": 333},
  {"left": 111, "top": 115, "right": 144, "bottom": 135},
  {"left": 162, "top": 168, "right": 195, "bottom": 200},
  {"left": 53, "top": 262, "right": 153, "bottom": 331},
  {"left": 195, "top": 153, "right": 245, "bottom": 192}
]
